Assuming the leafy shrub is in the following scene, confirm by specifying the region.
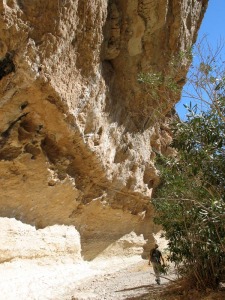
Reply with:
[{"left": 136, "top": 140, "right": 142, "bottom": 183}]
[{"left": 152, "top": 98, "right": 225, "bottom": 288}]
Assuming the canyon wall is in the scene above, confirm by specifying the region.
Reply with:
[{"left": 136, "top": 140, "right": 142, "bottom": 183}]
[{"left": 0, "top": 0, "right": 208, "bottom": 259}]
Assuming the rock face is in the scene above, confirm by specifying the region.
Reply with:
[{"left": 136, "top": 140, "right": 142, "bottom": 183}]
[
  {"left": 0, "top": 217, "right": 145, "bottom": 263},
  {"left": 0, "top": 217, "right": 148, "bottom": 300},
  {"left": 0, "top": 0, "right": 208, "bottom": 259},
  {"left": 0, "top": 217, "right": 82, "bottom": 263}
]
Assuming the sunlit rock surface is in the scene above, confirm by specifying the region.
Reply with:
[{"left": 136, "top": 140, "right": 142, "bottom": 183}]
[
  {"left": 0, "top": 217, "right": 147, "bottom": 299},
  {"left": 0, "top": 0, "right": 208, "bottom": 260}
]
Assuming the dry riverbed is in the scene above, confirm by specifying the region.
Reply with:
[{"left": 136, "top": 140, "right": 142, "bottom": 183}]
[{"left": 70, "top": 259, "right": 176, "bottom": 300}]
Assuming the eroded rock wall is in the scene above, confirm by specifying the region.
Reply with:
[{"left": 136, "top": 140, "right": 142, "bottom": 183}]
[
  {"left": 0, "top": 217, "right": 145, "bottom": 263},
  {"left": 0, "top": 217, "right": 81, "bottom": 263},
  {"left": 0, "top": 0, "right": 208, "bottom": 259}
]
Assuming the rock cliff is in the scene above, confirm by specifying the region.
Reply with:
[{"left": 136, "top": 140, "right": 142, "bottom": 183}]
[{"left": 0, "top": 0, "right": 208, "bottom": 260}]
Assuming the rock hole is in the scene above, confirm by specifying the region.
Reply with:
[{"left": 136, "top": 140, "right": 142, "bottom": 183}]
[
  {"left": 1, "top": 113, "right": 29, "bottom": 138},
  {"left": 41, "top": 136, "right": 62, "bottom": 164},
  {"left": 24, "top": 143, "right": 41, "bottom": 157},
  {"left": 0, "top": 52, "right": 15, "bottom": 80},
  {"left": 97, "top": 127, "right": 103, "bottom": 136},
  {"left": 20, "top": 101, "right": 29, "bottom": 110},
  {"left": 20, "top": 119, "right": 36, "bottom": 133}
]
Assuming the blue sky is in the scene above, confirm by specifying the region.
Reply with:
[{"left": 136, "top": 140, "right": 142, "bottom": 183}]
[{"left": 175, "top": 0, "right": 225, "bottom": 120}]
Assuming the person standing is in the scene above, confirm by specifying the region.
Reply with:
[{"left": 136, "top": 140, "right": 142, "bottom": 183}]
[{"left": 148, "top": 244, "right": 165, "bottom": 285}]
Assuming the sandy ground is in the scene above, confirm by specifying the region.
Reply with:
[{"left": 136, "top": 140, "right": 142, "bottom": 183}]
[
  {"left": 69, "top": 260, "right": 225, "bottom": 300},
  {"left": 0, "top": 257, "right": 176, "bottom": 300},
  {"left": 1, "top": 220, "right": 224, "bottom": 300},
  {"left": 0, "top": 219, "right": 173, "bottom": 300},
  {"left": 69, "top": 259, "right": 176, "bottom": 300},
  {"left": 0, "top": 256, "right": 224, "bottom": 300}
]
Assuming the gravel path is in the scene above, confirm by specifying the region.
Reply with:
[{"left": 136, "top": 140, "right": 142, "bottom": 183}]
[{"left": 70, "top": 260, "right": 176, "bottom": 300}]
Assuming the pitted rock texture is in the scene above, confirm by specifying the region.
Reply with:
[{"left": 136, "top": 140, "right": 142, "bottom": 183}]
[{"left": 0, "top": 0, "right": 208, "bottom": 259}]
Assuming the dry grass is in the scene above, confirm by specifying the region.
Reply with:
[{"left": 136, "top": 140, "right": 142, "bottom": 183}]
[{"left": 157, "top": 278, "right": 225, "bottom": 300}]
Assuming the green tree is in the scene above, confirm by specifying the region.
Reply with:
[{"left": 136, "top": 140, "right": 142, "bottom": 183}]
[{"left": 152, "top": 40, "right": 225, "bottom": 289}]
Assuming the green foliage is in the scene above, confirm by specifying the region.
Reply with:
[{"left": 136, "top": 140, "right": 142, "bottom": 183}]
[
  {"left": 159, "top": 263, "right": 170, "bottom": 275},
  {"left": 170, "top": 48, "right": 193, "bottom": 70},
  {"left": 138, "top": 71, "right": 179, "bottom": 93},
  {"left": 152, "top": 98, "right": 225, "bottom": 289},
  {"left": 183, "top": 37, "right": 225, "bottom": 123},
  {"left": 137, "top": 48, "right": 192, "bottom": 125},
  {"left": 138, "top": 72, "right": 163, "bottom": 86},
  {"left": 153, "top": 194, "right": 225, "bottom": 288},
  {"left": 173, "top": 101, "right": 225, "bottom": 196}
]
